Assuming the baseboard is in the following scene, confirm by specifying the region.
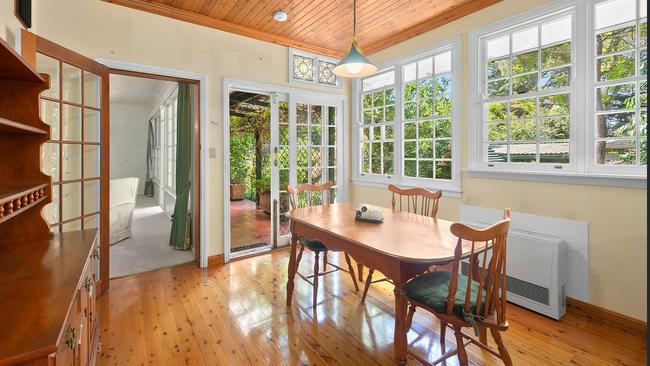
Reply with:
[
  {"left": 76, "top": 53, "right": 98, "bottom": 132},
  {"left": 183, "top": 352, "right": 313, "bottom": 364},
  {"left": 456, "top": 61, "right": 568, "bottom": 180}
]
[
  {"left": 208, "top": 254, "right": 224, "bottom": 266},
  {"left": 566, "top": 297, "right": 647, "bottom": 335}
]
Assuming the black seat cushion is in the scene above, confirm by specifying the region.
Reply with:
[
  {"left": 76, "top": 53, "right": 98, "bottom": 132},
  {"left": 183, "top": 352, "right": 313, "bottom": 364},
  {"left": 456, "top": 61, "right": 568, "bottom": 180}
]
[
  {"left": 405, "top": 270, "right": 485, "bottom": 319},
  {"left": 298, "top": 236, "right": 327, "bottom": 251}
]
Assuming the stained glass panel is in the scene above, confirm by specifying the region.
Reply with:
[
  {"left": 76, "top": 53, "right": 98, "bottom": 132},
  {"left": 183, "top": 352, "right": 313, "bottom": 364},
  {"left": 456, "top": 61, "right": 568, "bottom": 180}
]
[
  {"left": 319, "top": 61, "right": 337, "bottom": 85},
  {"left": 293, "top": 54, "right": 314, "bottom": 81}
]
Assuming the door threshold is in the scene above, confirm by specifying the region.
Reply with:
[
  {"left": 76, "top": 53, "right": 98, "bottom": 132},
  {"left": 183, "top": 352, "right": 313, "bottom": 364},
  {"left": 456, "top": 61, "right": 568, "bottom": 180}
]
[
  {"left": 230, "top": 245, "right": 272, "bottom": 260},
  {"left": 230, "top": 245, "right": 289, "bottom": 261}
]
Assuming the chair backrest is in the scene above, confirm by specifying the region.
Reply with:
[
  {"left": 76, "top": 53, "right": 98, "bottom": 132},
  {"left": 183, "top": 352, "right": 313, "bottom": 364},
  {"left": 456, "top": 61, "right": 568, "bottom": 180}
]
[
  {"left": 109, "top": 177, "right": 139, "bottom": 208},
  {"left": 287, "top": 181, "right": 333, "bottom": 210},
  {"left": 388, "top": 184, "right": 442, "bottom": 218},
  {"left": 447, "top": 208, "right": 511, "bottom": 326}
]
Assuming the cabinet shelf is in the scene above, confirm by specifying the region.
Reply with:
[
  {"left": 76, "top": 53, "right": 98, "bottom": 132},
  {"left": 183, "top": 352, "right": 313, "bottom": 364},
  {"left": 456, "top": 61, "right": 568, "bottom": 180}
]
[
  {"left": 0, "top": 116, "right": 49, "bottom": 135},
  {"left": 0, "top": 184, "right": 49, "bottom": 225},
  {"left": 0, "top": 37, "right": 45, "bottom": 83}
]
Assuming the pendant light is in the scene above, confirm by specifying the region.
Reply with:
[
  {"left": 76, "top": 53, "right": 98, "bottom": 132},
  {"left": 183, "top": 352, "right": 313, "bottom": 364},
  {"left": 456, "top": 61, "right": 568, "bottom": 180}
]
[{"left": 333, "top": 0, "right": 377, "bottom": 78}]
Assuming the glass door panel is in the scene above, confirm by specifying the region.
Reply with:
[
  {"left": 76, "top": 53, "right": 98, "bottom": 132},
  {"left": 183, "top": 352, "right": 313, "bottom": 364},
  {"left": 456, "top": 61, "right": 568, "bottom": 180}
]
[
  {"left": 272, "top": 95, "right": 343, "bottom": 246},
  {"left": 36, "top": 54, "right": 103, "bottom": 234},
  {"left": 274, "top": 100, "right": 291, "bottom": 245}
]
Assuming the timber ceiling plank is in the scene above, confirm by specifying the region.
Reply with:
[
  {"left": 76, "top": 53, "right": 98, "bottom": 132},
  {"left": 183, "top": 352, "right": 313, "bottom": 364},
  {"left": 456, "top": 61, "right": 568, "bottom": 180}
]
[{"left": 102, "top": 0, "right": 502, "bottom": 57}]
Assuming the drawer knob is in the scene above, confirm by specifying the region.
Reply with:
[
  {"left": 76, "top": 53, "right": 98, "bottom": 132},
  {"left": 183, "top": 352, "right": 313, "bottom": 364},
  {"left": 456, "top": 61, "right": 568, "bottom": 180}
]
[
  {"left": 64, "top": 325, "right": 76, "bottom": 350},
  {"left": 91, "top": 248, "right": 100, "bottom": 260}
]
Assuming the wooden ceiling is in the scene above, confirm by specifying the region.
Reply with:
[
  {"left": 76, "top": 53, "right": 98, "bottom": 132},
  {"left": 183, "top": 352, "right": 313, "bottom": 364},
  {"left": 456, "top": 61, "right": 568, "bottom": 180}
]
[{"left": 103, "top": 0, "right": 501, "bottom": 58}]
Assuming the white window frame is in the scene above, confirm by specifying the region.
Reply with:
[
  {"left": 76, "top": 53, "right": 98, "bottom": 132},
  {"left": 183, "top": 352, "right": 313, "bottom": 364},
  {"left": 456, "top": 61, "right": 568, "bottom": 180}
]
[
  {"left": 468, "top": 0, "right": 647, "bottom": 187},
  {"left": 289, "top": 48, "right": 342, "bottom": 89},
  {"left": 152, "top": 113, "right": 161, "bottom": 183},
  {"left": 161, "top": 89, "right": 178, "bottom": 196},
  {"left": 586, "top": 0, "right": 647, "bottom": 175},
  {"left": 352, "top": 37, "right": 462, "bottom": 195}
]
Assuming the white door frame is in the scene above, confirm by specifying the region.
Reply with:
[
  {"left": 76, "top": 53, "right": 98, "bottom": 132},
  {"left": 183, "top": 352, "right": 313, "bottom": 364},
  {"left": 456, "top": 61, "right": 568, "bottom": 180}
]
[
  {"left": 223, "top": 78, "right": 348, "bottom": 263},
  {"left": 96, "top": 58, "right": 210, "bottom": 269}
]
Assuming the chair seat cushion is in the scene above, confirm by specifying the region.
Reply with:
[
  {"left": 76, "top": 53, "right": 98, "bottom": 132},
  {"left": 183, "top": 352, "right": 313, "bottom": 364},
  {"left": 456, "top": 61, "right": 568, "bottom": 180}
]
[
  {"left": 405, "top": 270, "right": 485, "bottom": 319},
  {"left": 298, "top": 236, "right": 327, "bottom": 251}
]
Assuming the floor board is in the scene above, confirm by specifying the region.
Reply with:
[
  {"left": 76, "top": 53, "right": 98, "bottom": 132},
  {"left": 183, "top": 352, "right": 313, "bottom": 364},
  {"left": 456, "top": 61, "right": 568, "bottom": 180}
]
[{"left": 98, "top": 249, "right": 647, "bottom": 365}]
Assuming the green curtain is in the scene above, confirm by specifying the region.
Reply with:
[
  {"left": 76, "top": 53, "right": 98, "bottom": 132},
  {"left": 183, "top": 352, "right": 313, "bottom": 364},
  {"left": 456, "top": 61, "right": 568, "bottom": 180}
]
[
  {"left": 169, "top": 83, "right": 193, "bottom": 250},
  {"left": 143, "top": 116, "right": 155, "bottom": 197}
]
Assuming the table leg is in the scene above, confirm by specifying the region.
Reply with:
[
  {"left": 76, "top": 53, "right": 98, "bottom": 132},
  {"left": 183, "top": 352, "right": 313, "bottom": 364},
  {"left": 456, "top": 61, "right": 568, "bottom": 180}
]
[
  {"left": 286, "top": 233, "right": 299, "bottom": 307},
  {"left": 357, "top": 262, "right": 364, "bottom": 282},
  {"left": 393, "top": 284, "right": 408, "bottom": 366}
]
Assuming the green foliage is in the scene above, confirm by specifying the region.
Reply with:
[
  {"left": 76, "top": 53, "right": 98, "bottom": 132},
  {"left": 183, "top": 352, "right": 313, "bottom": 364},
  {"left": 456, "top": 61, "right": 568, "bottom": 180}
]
[
  {"left": 229, "top": 127, "right": 254, "bottom": 184},
  {"left": 229, "top": 107, "right": 271, "bottom": 198},
  {"left": 542, "top": 42, "right": 571, "bottom": 68},
  {"left": 254, "top": 175, "right": 271, "bottom": 193},
  {"left": 512, "top": 51, "right": 538, "bottom": 74}
]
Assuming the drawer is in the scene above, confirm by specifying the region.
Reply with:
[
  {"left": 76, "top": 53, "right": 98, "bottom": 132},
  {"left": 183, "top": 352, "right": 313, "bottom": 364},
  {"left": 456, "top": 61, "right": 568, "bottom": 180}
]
[{"left": 50, "top": 297, "right": 81, "bottom": 366}]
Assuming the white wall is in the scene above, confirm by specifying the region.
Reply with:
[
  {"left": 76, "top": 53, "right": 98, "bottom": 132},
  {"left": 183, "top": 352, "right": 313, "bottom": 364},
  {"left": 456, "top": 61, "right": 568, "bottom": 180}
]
[{"left": 109, "top": 102, "right": 150, "bottom": 195}]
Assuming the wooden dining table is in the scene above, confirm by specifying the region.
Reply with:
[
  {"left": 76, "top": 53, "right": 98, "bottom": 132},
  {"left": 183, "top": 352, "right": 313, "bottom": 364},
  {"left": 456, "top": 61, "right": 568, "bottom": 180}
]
[{"left": 285, "top": 202, "right": 477, "bottom": 366}]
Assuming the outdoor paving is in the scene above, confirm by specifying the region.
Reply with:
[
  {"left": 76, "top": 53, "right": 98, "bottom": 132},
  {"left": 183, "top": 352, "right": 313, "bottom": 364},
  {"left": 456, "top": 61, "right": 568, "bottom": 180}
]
[{"left": 230, "top": 199, "right": 271, "bottom": 250}]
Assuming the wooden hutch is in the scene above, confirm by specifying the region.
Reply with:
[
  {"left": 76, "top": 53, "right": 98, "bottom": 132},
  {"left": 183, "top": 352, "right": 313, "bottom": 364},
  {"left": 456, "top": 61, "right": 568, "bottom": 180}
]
[{"left": 0, "top": 37, "right": 100, "bottom": 365}]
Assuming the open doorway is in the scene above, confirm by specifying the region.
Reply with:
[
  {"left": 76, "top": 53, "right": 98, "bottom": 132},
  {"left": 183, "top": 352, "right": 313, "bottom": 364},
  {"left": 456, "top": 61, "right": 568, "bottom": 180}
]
[
  {"left": 228, "top": 91, "right": 273, "bottom": 256},
  {"left": 108, "top": 74, "right": 194, "bottom": 278},
  {"left": 224, "top": 81, "right": 347, "bottom": 262}
]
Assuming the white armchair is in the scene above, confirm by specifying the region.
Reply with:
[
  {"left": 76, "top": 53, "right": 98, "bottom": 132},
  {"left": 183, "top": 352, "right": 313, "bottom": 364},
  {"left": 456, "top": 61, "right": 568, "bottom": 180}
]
[{"left": 109, "top": 177, "right": 139, "bottom": 245}]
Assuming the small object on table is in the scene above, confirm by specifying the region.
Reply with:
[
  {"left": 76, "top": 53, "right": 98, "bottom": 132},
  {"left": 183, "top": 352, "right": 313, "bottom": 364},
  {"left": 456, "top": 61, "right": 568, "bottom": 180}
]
[{"left": 355, "top": 203, "right": 384, "bottom": 223}]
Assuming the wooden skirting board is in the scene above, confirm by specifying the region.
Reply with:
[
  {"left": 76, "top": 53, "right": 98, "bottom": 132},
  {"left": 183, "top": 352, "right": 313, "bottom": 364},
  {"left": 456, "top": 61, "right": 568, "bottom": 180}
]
[
  {"left": 566, "top": 297, "right": 647, "bottom": 335},
  {"left": 208, "top": 254, "right": 224, "bottom": 266}
]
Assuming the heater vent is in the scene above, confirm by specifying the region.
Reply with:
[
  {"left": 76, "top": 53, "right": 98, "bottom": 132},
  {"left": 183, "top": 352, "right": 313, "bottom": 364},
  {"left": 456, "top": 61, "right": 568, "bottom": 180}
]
[{"left": 461, "top": 262, "right": 550, "bottom": 306}]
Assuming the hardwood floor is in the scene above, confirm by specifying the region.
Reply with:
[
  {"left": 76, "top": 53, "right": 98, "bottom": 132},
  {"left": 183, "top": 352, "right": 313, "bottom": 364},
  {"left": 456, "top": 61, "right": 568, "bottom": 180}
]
[{"left": 98, "top": 249, "right": 647, "bottom": 365}]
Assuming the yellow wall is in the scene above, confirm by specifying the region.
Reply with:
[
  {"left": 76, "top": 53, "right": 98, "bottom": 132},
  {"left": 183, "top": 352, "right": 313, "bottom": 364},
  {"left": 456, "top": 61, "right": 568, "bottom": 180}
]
[
  {"left": 350, "top": 0, "right": 647, "bottom": 321},
  {"left": 0, "top": 0, "right": 347, "bottom": 257},
  {"left": 1, "top": 0, "right": 645, "bottom": 321}
]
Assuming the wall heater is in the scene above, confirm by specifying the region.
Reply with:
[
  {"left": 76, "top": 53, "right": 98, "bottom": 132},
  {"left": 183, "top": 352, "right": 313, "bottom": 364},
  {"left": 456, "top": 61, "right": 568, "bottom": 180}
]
[{"left": 461, "top": 223, "right": 567, "bottom": 320}]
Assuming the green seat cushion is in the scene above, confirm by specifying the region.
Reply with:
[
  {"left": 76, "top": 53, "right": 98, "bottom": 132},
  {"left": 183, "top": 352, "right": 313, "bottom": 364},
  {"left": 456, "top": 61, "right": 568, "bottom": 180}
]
[
  {"left": 405, "top": 271, "right": 485, "bottom": 319},
  {"left": 298, "top": 236, "right": 327, "bottom": 251}
]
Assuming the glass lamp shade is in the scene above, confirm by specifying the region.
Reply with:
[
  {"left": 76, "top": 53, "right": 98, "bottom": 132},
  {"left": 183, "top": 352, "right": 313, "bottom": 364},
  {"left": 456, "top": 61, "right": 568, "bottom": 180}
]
[{"left": 333, "top": 41, "right": 377, "bottom": 78}]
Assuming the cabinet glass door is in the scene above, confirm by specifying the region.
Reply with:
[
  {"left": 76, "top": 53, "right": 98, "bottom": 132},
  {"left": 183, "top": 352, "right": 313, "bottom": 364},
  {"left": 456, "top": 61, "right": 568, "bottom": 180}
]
[{"left": 37, "top": 53, "right": 102, "bottom": 233}]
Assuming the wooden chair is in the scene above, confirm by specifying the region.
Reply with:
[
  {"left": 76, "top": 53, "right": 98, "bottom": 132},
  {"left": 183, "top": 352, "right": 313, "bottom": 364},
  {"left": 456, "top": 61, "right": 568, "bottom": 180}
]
[
  {"left": 404, "top": 208, "right": 512, "bottom": 366},
  {"left": 287, "top": 181, "right": 359, "bottom": 308},
  {"left": 359, "top": 184, "right": 442, "bottom": 303}
]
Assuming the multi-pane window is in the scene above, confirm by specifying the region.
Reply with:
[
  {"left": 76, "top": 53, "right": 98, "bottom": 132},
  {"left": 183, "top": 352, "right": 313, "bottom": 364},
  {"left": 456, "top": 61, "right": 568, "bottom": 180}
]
[
  {"left": 289, "top": 48, "right": 342, "bottom": 88},
  {"left": 592, "top": 0, "right": 647, "bottom": 167},
  {"left": 360, "top": 71, "right": 396, "bottom": 176},
  {"left": 482, "top": 14, "right": 573, "bottom": 166},
  {"left": 471, "top": 0, "right": 647, "bottom": 179},
  {"left": 165, "top": 97, "right": 177, "bottom": 192},
  {"left": 152, "top": 113, "right": 161, "bottom": 182},
  {"left": 355, "top": 40, "right": 460, "bottom": 191},
  {"left": 402, "top": 51, "right": 453, "bottom": 179}
]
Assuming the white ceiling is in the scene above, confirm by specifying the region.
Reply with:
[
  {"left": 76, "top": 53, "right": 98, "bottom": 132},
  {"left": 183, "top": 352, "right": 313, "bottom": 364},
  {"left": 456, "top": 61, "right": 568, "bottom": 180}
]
[{"left": 109, "top": 74, "right": 175, "bottom": 106}]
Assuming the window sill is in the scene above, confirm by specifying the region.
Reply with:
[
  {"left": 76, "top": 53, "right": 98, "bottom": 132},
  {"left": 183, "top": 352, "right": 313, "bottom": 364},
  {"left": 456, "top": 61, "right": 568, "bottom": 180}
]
[
  {"left": 350, "top": 177, "right": 462, "bottom": 198},
  {"left": 466, "top": 168, "right": 646, "bottom": 188}
]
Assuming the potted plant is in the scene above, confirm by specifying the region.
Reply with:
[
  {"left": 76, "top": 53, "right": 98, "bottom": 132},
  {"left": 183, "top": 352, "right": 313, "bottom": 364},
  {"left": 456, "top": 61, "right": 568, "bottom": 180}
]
[{"left": 254, "top": 176, "right": 271, "bottom": 214}]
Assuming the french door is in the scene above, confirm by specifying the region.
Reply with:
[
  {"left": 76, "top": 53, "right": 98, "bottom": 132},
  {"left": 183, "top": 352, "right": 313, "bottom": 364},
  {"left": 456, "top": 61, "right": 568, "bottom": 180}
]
[
  {"left": 271, "top": 94, "right": 344, "bottom": 247},
  {"left": 21, "top": 30, "right": 110, "bottom": 294}
]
